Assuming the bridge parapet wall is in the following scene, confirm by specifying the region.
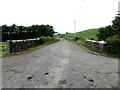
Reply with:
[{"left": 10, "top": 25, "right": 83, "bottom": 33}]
[
  {"left": 85, "top": 40, "right": 106, "bottom": 52},
  {"left": 7, "top": 38, "right": 43, "bottom": 53}
]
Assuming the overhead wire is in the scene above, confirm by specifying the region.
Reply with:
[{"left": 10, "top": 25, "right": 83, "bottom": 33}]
[
  {"left": 75, "top": 0, "right": 85, "bottom": 20},
  {"left": 74, "top": 0, "right": 85, "bottom": 33}
]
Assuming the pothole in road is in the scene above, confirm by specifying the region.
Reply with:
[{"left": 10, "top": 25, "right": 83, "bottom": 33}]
[
  {"left": 27, "top": 76, "right": 33, "bottom": 80},
  {"left": 45, "top": 72, "right": 49, "bottom": 76},
  {"left": 27, "top": 75, "right": 33, "bottom": 80},
  {"left": 88, "top": 79, "right": 94, "bottom": 82}
]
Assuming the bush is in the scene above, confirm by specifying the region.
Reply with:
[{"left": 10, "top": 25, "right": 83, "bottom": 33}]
[
  {"left": 97, "top": 26, "right": 114, "bottom": 41},
  {"left": 103, "top": 35, "right": 120, "bottom": 57},
  {"left": 39, "top": 36, "right": 60, "bottom": 44},
  {"left": 74, "top": 37, "right": 80, "bottom": 41}
]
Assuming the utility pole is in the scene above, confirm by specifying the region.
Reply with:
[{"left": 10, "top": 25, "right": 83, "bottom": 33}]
[
  {"left": 73, "top": 0, "right": 84, "bottom": 37},
  {"left": 117, "top": 1, "right": 120, "bottom": 16},
  {"left": 74, "top": 20, "right": 76, "bottom": 37}
]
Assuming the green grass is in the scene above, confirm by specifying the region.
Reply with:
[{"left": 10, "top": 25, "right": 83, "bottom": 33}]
[
  {"left": 62, "top": 28, "right": 120, "bottom": 58},
  {"left": 0, "top": 52, "right": 8, "bottom": 57},
  {"left": 61, "top": 28, "right": 99, "bottom": 41},
  {"left": 73, "top": 40, "right": 85, "bottom": 47},
  {"left": 61, "top": 28, "right": 99, "bottom": 47},
  {"left": 0, "top": 42, "right": 8, "bottom": 57},
  {"left": 75, "top": 28, "right": 99, "bottom": 40},
  {"left": 61, "top": 28, "right": 101, "bottom": 54}
]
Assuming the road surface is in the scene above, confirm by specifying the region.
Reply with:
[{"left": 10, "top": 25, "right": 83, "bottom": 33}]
[{"left": 2, "top": 39, "right": 118, "bottom": 88}]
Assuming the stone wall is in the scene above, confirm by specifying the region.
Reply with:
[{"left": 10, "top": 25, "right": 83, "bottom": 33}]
[
  {"left": 7, "top": 38, "right": 44, "bottom": 53},
  {"left": 85, "top": 40, "right": 106, "bottom": 52}
]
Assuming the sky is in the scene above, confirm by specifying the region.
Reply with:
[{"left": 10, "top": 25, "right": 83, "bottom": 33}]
[{"left": 0, "top": 0, "right": 120, "bottom": 33}]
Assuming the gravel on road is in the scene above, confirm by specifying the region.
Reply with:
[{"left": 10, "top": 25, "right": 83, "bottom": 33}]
[{"left": 2, "top": 39, "right": 118, "bottom": 88}]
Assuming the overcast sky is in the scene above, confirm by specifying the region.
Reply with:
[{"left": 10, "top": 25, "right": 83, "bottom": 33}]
[{"left": 0, "top": 0, "right": 120, "bottom": 33}]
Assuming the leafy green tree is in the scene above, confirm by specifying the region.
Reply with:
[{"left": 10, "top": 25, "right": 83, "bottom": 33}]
[
  {"left": 96, "top": 16, "right": 120, "bottom": 57},
  {"left": 2, "top": 25, "right": 9, "bottom": 41},
  {"left": 112, "top": 16, "right": 120, "bottom": 35},
  {"left": 97, "top": 16, "right": 120, "bottom": 41},
  {"left": 97, "top": 25, "right": 113, "bottom": 40},
  {"left": 2, "top": 24, "right": 55, "bottom": 41}
]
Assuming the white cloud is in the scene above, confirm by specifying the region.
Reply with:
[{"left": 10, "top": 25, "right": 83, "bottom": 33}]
[{"left": 0, "top": 0, "right": 120, "bottom": 33}]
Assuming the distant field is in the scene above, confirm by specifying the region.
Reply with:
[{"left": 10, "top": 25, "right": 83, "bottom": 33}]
[
  {"left": 64, "top": 28, "right": 99, "bottom": 40},
  {"left": 75, "top": 28, "right": 99, "bottom": 40},
  {"left": 0, "top": 42, "right": 7, "bottom": 57}
]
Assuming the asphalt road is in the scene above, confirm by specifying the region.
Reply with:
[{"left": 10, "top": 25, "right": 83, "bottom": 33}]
[{"left": 2, "top": 39, "right": 118, "bottom": 88}]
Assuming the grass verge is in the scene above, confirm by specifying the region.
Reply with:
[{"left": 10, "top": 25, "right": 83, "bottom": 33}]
[
  {"left": 0, "top": 42, "right": 8, "bottom": 58},
  {"left": 67, "top": 39, "right": 119, "bottom": 59}
]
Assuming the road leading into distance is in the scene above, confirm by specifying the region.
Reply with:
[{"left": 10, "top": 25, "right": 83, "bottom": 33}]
[{"left": 2, "top": 39, "right": 118, "bottom": 88}]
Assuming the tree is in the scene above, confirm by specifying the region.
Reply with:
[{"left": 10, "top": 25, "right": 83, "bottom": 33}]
[
  {"left": 1, "top": 24, "right": 55, "bottom": 41},
  {"left": 97, "top": 25, "right": 113, "bottom": 40},
  {"left": 2, "top": 25, "right": 9, "bottom": 41},
  {"left": 112, "top": 16, "right": 120, "bottom": 35},
  {"left": 97, "top": 16, "right": 120, "bottom": 41}
]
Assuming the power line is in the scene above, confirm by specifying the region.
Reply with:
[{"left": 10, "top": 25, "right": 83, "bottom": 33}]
[
  {"left": 75, "top": 0, "right": 85, "bottom": 20},
  {"left": 74, "top": 0, "right": 85, "bottom": 34}
]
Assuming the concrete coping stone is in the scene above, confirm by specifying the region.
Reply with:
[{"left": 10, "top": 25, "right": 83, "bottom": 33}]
[
  {"left": 86, "top": 39, "right": 106, "bottom": 44},
  {"left": 7, "top": 38, "right": 40, "bottom": 42}
]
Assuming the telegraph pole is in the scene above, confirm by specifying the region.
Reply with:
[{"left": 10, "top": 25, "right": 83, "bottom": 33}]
[
  {"left": 74, "top": 0, "right": 84, "bottom": 37},
  {"left": 116, "top": 1, "right": 120, "bottom": 16},
  {"left": 74, "top": 20, "right": 76, "bottom": 37}
]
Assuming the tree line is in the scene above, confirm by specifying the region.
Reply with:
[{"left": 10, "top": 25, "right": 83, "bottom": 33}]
[
  {"left": 97, "top": 16, "right": 120, "bottom": 57},
  {"left": 97, "top": 16, "right": 120, "bottom": 41},
  {"left": 1, "top": 24, "right": 55, "bottom": 41}
]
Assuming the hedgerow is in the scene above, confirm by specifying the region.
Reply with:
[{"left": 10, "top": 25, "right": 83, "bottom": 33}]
[{"left": 103, "top": 35, "right": 120, "bottom": 57}]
